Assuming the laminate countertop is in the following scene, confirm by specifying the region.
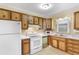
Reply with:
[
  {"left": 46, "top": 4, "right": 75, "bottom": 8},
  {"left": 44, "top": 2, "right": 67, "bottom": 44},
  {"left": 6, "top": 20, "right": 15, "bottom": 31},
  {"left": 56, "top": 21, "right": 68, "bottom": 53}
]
[{"left": 21, "top": 32, "right": 79, "bottom": 40}]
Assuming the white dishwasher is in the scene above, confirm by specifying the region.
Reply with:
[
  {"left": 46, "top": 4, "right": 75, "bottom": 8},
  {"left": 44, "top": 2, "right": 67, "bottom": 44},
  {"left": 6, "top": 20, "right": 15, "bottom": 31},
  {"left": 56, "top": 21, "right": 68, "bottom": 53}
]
[{"left": 30, "top": 35, "right": 42, "bottom": 54}]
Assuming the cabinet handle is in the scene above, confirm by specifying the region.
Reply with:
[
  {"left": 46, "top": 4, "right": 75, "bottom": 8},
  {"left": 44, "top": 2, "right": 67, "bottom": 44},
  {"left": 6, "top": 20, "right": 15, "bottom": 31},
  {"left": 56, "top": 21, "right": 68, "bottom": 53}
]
[
  {"left": 15, "top": 17, "right": 17, "bottom": 19},
  {"left": 3, "top": 15, "right": 5, "bottom": 17},
  {"left": 24, "top": 24, "right": 26, "bottom": 26}
]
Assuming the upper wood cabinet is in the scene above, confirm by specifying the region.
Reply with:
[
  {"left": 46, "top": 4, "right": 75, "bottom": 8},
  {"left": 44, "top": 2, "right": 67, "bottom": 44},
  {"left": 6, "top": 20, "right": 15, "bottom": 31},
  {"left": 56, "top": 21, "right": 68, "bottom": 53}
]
[
  {"left": 39, "top": 17, "right": 43, "bottom": 28},
  {"left": 28, "top": 16, "right": 34, "bottom": 24},
  {"left": 46, "top": 18, "right": 52, "bottom": 30},
  {"left": 11, "top": 11, "right": 21, "bottom": 21},
  {"left": 43, "top": 18, "right": 47, "bottom": 30},
  {"left": 42, "top": 18, "right": 52, "bottom": 30},
  {"left": 74, "top": 12, "right": 79, "bottom": 30},
  {"left": 21, "top": 14, "right": 28, "bottom": 29},
  {"left": 0, "top": 9, "right": 10, "bottom": 20},
  {"left": 34, "top": 17, "right": 39, "bottom": 25}
]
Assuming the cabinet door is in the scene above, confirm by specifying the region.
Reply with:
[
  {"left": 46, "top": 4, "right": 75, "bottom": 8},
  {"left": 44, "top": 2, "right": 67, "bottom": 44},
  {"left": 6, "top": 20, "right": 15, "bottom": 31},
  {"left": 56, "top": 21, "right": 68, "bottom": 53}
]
[
  {"left": 74, "top": 12, "right": 79, "bottom": 30},
  {"left": 34, "top": 17, "right": 39, "bottom": 25},
  {"left": 39, "top": 18, "right": 43, "bottom": 28},
  {"left": 11, "top": 12, "right": 21, "bottom": 21},
  {"left": 28, "top": 16, "right": 34, "bottom": 24},
  {"left": 52, "top": 39, "right": 58, "bottom": 48},
  {"left": 22, "top": 14, "right": 28, "bottom": 29},
  {"left": 0, "top": 9, "right": 10, "bottom": 20},
  {"left": 59, "top": 41, "right": 66, "bottom": 51},
  {"left": 46, "top": 19, "right": 52, "bottom": 30},
  {"left": 43, "top": 19, "right": 47, "bottom": 30},
  {"left": 22, "top": 39, "right": 30, "bottom": 55},
  {"left": 48, "top": 36, "right": 52, "bottom": 45}
]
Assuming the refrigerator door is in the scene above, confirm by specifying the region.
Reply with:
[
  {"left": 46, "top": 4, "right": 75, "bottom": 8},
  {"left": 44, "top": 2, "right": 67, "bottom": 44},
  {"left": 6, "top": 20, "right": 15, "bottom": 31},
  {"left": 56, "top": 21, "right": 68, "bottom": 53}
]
[
  {"left": 0, "top": 20, "right": 21, "bottom": 34},
  {"left": 0, "top": 34, "right": 21, "bottom": 55}
]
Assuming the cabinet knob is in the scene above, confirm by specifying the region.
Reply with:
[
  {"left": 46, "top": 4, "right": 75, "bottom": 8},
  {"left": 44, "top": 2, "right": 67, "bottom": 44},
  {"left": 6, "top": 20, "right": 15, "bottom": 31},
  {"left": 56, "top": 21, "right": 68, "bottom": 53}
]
[
  {"left": 15, "top": 17, "right": 17, "bottom": 19},
  {"left": 3, "top": 15, "right": 5, "bottom": 17}
]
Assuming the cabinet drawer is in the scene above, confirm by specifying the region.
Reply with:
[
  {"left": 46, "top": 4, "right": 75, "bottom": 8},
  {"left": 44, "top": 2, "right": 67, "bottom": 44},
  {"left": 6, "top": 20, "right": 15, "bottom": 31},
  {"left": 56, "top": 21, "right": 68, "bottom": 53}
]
[
  {"left": 22, "top": 39, "right": 30, "bottom": 43},
  {"left": 73, "top": 48, "right": 79, "bottom": 53},
  {"left": 11, "top": 12, "right": 21, "bottom": 21},
  {"left": 72, "top": 40, "right": 79, "bottom": 44},
  {"left": 67, "top": 39, "right": 73, "bottom": 43},
  {"left": 67, "top": 50, "right": 74, "bottom": 55},
  {"left": 73, "top": 44, "right": 79, "bottom": 49},
  {"left": 67, "top": 43, "right": 73, "bottom": 47},
  {"left": 67, "top": 50, "right": 79, "bottom": 55},
  {"left": 67, "top": 47, "right": 73, "bottom": 50},
  {"left": 0, "top": 9, "right": 10, "bottom": 19}
]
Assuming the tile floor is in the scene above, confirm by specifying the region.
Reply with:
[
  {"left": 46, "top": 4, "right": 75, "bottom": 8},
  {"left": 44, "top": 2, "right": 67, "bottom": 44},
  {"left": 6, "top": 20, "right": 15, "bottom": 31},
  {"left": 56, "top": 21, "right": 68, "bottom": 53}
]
[{"left": 34, "top": 46, "right": 69, "bottom": 55}]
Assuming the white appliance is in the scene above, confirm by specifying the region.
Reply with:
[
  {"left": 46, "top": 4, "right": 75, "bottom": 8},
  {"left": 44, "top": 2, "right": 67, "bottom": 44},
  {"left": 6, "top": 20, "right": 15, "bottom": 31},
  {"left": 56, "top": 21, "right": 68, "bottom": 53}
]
[
  {"left": 25, "top": 25, "right": 42, "bottom": 54},
  {"left": 30, "top": 35, "right": 42, "bottom": 54},
  {"left": 0, "top": 20, "right": 21, "bottom": 55}
]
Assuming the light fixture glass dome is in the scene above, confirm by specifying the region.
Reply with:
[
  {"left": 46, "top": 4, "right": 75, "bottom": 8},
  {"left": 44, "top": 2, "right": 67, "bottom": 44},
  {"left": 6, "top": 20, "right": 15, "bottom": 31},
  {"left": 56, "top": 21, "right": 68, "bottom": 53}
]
[{"left": 40, "top": 3, "right": 52, "bottom": 10}]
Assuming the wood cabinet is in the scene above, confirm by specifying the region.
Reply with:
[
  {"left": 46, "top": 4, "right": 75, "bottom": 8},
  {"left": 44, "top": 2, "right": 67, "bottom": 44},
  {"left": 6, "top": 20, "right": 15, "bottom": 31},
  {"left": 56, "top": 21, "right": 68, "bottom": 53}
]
[
  {"left": 50, "top": 36, "right": 58, "bottom": 48},
  {"left": 0, "top": 9, "right": 10, "bottom": 20},
  {"left": 28, "top": 16, "right": 34, "bottom": 24},
  {"left": 48, "top": 36, "right": 79, "bottom": 55},
  {"left": 42, "top": 18, "right": 52, "bottom": 30},
  {"left": 48, "top": 36, "right": 66, "bottom": 51},
  {"left": 48, "top": 36, "right": 52, "bottom": 45},
  {"left": 11, "top": 11, "right": 21, "bottom": 21},
  {"left": 39, "top": 17, "right": 43, "bottom": 28},
  {"left": 67, "top": 39, "right": 79, "bottom": 55},
  {"left": 46, "top": 19, "right": 52, "bottom": 30},
  {"left": 74, "top": 12, "right": 79, "bottom": 30},
  {"left": 21, "top": 14, "right": 28, "bottom": 29},
  {"left": 43, "top": 18, "right": 47, "bottom": 30},
  {"left": 58, "top": 38, "right": 66, "bottom": 51},
  {"left": 22, "top": 39, "right": 30, "bottom": 55},
  {"left": 52, "top": 39, "right": 58, "bottom": 48},
  {"left": 34, "top": 17, "right": 39, "bottom": 25}
]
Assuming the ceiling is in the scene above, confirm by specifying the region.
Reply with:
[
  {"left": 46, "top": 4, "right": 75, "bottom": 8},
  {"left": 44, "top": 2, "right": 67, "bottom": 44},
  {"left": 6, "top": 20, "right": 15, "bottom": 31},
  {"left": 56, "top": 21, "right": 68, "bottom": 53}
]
[{"left": 0, "top": 3, "right": 79, "bottom": 18}]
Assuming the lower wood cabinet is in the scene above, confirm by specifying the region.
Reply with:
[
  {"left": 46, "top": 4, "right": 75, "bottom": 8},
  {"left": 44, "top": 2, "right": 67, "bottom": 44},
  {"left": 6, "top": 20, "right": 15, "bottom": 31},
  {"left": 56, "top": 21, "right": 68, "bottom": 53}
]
[
  {"left": 52, "top": 39, "right": 58, "bottom": 48},
  {"left": 22, "top": 39, "right": 30, "bottom": 55},
  {"left": 48, "top": 36, "right": 79, "bottom": 55},
  {"left": 58, "top": 40, "right": 66, "bottom": 51},
  {"left": 48, "top": 36, "right": 52, "bottom": 45},
  {"left": 48, "top": 36, "right": 58, "bottom": 48},
  {"left": 67, "top": 39, "right": 79, "bottom": 55}
]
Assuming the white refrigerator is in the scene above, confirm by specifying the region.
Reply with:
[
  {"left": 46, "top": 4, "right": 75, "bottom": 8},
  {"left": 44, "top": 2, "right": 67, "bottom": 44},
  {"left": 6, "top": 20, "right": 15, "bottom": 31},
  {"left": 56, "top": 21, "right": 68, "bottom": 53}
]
[{"left": 0, "top": 20, "right": 21, "bottom": 55}]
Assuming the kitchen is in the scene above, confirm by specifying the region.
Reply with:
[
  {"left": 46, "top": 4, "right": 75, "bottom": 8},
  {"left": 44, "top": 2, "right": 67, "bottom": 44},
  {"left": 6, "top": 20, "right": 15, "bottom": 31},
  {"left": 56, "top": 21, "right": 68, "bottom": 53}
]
[{"left": 0, "top": 3, "right": 79, "bottom": 55}]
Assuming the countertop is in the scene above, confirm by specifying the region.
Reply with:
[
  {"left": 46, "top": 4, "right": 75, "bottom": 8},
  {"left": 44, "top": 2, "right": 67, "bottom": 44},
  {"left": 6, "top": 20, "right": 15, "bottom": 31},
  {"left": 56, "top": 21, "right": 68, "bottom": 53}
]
[{"left": 21, "top": 32, "right": 79, "bottom": 40}]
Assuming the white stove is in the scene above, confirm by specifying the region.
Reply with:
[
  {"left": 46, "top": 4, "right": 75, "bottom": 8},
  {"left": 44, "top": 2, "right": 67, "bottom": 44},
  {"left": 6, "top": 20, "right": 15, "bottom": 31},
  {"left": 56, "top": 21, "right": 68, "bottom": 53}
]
[{"left": 29, "top": 35, "right": 42, "bottom": 54}]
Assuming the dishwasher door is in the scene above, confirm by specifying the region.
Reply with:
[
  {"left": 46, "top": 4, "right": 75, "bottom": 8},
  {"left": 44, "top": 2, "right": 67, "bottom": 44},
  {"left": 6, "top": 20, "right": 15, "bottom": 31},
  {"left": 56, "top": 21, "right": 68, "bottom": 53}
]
[{"left": 42, "top": 36, "right": 48, "bottom": 48}]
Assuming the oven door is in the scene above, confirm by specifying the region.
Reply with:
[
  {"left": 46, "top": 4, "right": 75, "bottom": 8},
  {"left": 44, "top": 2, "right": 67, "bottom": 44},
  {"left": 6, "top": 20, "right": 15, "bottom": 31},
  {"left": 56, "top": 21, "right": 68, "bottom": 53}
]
[{"left": 30, "top": 36, "right": 42, "bottom": 49}]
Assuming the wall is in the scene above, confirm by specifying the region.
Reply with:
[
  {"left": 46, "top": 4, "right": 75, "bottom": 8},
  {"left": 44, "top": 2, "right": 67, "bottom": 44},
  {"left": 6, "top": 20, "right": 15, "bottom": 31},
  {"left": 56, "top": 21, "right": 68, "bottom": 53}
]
[{"left": 52, "top": 7, "right": 79, "bottom": 34}]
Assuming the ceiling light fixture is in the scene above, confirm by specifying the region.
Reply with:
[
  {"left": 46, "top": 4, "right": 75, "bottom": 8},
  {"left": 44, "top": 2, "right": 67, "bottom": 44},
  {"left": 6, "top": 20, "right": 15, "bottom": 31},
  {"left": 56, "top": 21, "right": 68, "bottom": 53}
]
[{"left": 40, "top": 3, "right": 52, "bottom": 10}]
